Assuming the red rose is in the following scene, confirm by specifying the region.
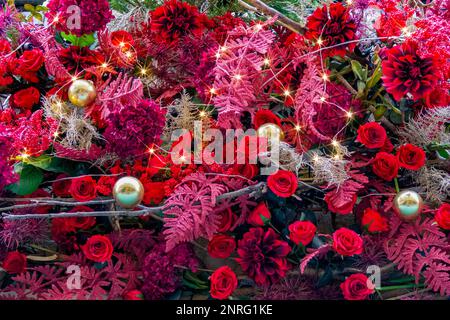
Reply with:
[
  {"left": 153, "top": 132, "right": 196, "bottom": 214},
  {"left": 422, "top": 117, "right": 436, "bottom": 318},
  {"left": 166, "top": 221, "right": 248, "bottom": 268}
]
[
  {"left": 14, "top": 49, "right": 44, "bottom": 82},
  {"left": 52, "top": 174, "right": 72, "bottom": 197},
  {"left": 217, "top": 208, "right": 237, "bottom": 233},
  {"left": 66, "top": 206, "right": 96, "bottom": 231},
  {"left": 2, "top": 251, "right": 27, "bottom": 274},
  {"left": 340, "top": 273, "right": 374, "bottom": 300},
  {"left": 16, "top": 49, "right": 45, "bottom": 72},
  {"left": 123, "top": 290, "right": 144, "bottom": 300},
  {"left": 435, "top": 203, "right": 450, "bottom": 230},
  {"left": 397, "top": 144, "right": 426, "bottom": 171},
  {"left": 12, "top": 87, "right": 40, "bottom": 110},
  {"left": 81, "top": 235, "right": 114, "bottom": 263},
  {"left": 232, "top": 164, "right": 259, "bottom": 180},
  {"left": 210, "top": 266, "right": 238, "bottom": 300},
  {"left": 208, "top": 234, "right": 236, "bottom": 259},
  {"left": 247, "top": 202, "right": 271, "bottom": 226},
  {"left": 267, "top": 170, "right": 298, "bottom": 198},
  {"left": 372, "top": 152, "right": 399, "bottom": 181},
  {"left": 96, "top": 176, "right": 116, "bottom": 196},
  {"left": 111, "top": 30, "right": 135, "bottom": 50},
  {"left": 288, "top": 221, "right": 317, "bottom": 246},
  {"left": 69, "top": 176, "right": 97, "bottom": 202},
  {"left": 141, "top": 180, "right": 166, "bottom": 205},
  {"left": 332, "top": 227, "right": 363, "bottom": 256},
  {"left": 324, "top": 191, "right": 357, "bottom": 215},
  {"left": 254, "top": 109, "right": 282, "bottom": 129},
  {"left": 361, "top": 208, "right": 389, "bottom": 233},
  {"left": 356, "top": 122, "right": 387, "bottom": 149}
]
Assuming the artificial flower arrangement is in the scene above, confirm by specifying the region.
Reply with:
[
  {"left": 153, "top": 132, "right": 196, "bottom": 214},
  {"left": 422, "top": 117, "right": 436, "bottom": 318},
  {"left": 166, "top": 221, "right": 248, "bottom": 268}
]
[{"left": 0, "top": 0, "right": 448, "bottom": 300}]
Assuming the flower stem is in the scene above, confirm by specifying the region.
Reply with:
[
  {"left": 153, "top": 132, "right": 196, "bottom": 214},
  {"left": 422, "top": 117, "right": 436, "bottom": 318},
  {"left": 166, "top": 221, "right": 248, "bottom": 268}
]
[{"left": 393, "top": 178, "right": 400, "bottom": 193}]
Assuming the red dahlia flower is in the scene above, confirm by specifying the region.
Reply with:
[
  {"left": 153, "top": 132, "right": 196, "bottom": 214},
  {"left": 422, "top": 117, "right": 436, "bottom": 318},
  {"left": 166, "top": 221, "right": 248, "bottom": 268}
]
[
  {"left": 150, "top": 0, "right": 207, "bottom": 46},
  {"left": 305, "top": 2, "right": 358, "bottom": 58},
  {"left": 381, "top": 41, "right": 438, "bottom": 101},
  {"left": 236, "top": 228, "right": 291, "bottom": 286}
]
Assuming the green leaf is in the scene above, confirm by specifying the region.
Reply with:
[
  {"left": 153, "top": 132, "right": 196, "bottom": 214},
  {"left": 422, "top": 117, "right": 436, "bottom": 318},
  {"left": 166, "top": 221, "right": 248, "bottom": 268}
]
[
  {"left": 23, "top": 4, "right": 35, "bottom": 12},
  {"left": 436, "top": 149, "right": 450, "bottom": 160},
  {"left": 6, "top": 165, "right": 43, "bottom": 196},
  {"left": 36, "top": 5, "right": 49, "bottom": 12},
  {"left": 23, "top": 154, "right": 53, "bottom": 171},
  {"left": 182, "top": 271, "right": 209, "bottom": 290},
  {"left": 351, "top": 60, "right": 365, "bottom": 81},
  {"left": 367, "top": 64, "right": 382, "bottom": 89},
  {"left": 60, "top": 32, "right": 95, "bottom": 48}
]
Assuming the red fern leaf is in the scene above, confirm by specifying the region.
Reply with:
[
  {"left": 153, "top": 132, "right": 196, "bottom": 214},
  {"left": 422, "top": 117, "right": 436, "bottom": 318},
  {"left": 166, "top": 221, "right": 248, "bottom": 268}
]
[
  {"left": 300, "top": 244, "right": 332, "bottom": 274},
  {"left": 163, "top": 173, "right": 228, "bottom": 251}
]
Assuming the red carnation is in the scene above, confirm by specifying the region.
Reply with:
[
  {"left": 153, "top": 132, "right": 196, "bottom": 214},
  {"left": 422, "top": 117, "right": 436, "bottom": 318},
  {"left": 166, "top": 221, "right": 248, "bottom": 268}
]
[
  {"left": 69, "top": 176, "right": 97, "bottom": 202},
  {"left": 372, "top": 152, "right": 399, "bottom": 181},
  {"left": 247, "top": 202, "right": 271, "bottom": 227},
  {"left": 210, "top": 266, "right": 238, "bottom": 300},
  {"left": 150, "top": 0, "right": 207, "bottom": 45},
  {"left": 288, "top": 221, "right": 316, "bottom": 246},
  {"left": 305, "top": 2, "right": 357, "bottom": 57},
  {"left": 81, "top": 235, "right": 113, "bottom": 263},
  {"left": 141, "top": 180, "right": 166, "bottom": 205},
  {"left": 332, "top": 227, "right": 363, "bottom": 257},
  {"left": 435, "top": 203, "right": 450, "bottom": 230},
  {"left": 356, "top": 122, "right": 387, "bottom": 149},
  {"left": 207, "top": 234, "right": 236, "bottom": 259},
  {"left": 361, "top": 208, "right": 389, "bottom": 233},
  {"left": 340, "top": 273, "right": 374, "bottom": 300},
  {"left": 267, "top": 170, "right": 298, "bottom": 198},
  {"left": 236, "top": 228, "right": 291, "bottom": 286},
  {"left": 382, "top": 40, "right": 438, "bottom": 101},
  {"left": 12, "top": 87, "right": 40, "bottom": 110},
  {"left": 96, "top": 176, "right": 116, "bottom": 196},
  {"left": 254, "top": 109, "right": 282, "bottom": 129},
  {"left": 397, "top": 144, "right": 426, "bottom": 171},
  {"left": 2, "top": 251, "right": 27, "bottom": 274}
]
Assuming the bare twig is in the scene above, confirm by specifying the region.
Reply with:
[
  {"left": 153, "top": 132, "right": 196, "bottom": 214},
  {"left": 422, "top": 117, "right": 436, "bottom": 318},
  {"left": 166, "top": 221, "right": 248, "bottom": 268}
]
[
  {"left": 238, "top": 0, "right": 306, "bottom": 34},
  {"left": 1, "top": 183, "right": 267, "bottom": 221}
]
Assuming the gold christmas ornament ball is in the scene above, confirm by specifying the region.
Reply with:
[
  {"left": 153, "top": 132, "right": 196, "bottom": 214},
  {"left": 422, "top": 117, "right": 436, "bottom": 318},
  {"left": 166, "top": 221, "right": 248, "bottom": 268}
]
[
  {"left": 393, "top": 190, "right": 423, "bottom": 221},
  {"left": 113, "top": 176, "right": 145, "bottom": 209},
  {"left": 68, "top": 79, "right": 97, "bottom": 107},
  {"left": 257, "top": 123, "right": 284, "bottom": 141}
]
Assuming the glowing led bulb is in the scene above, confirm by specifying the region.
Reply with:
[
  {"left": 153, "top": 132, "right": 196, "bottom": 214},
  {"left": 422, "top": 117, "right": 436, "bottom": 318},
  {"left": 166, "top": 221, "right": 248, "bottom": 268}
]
[
  {"left": 284, "top": 90, "right": 290, "bottom": 96},
  {"left": 346, "top": 111, "right": 354, "bottom": 119},
  {"left": 294, "top": 124, "right": 301, "bottom": 132},
  {"left": 264, "top": 58, "right": 270, "bottom": 66},
  {"left": 320, "top": 96, "right": 326, "bottom": 102},
  {"left": 317, "top": 38, "right": 323, "bottom": 46},
  {"left": 148, "top": 147, "right": 155, "bottom": 154},
  {"left": 332, "top": 140, "right": 339, "bottom": 147},
  {"left": 234, "top": 74, "right": 242, "bottom": 80},
  {"left": 199, "top": 111, "right": 207, "bottom": 117},
  {"left": 209, "top": 87, "right": 217, "bottom": 95},
  {"left": 322, "top": 74, "right": 329, "bottom": 81}
]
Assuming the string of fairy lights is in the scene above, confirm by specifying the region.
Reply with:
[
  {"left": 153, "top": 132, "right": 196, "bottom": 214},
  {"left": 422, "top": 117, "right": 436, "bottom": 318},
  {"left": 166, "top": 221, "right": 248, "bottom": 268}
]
[{"left": 0, "top": 1, "right": 418, "bottom": 217}]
